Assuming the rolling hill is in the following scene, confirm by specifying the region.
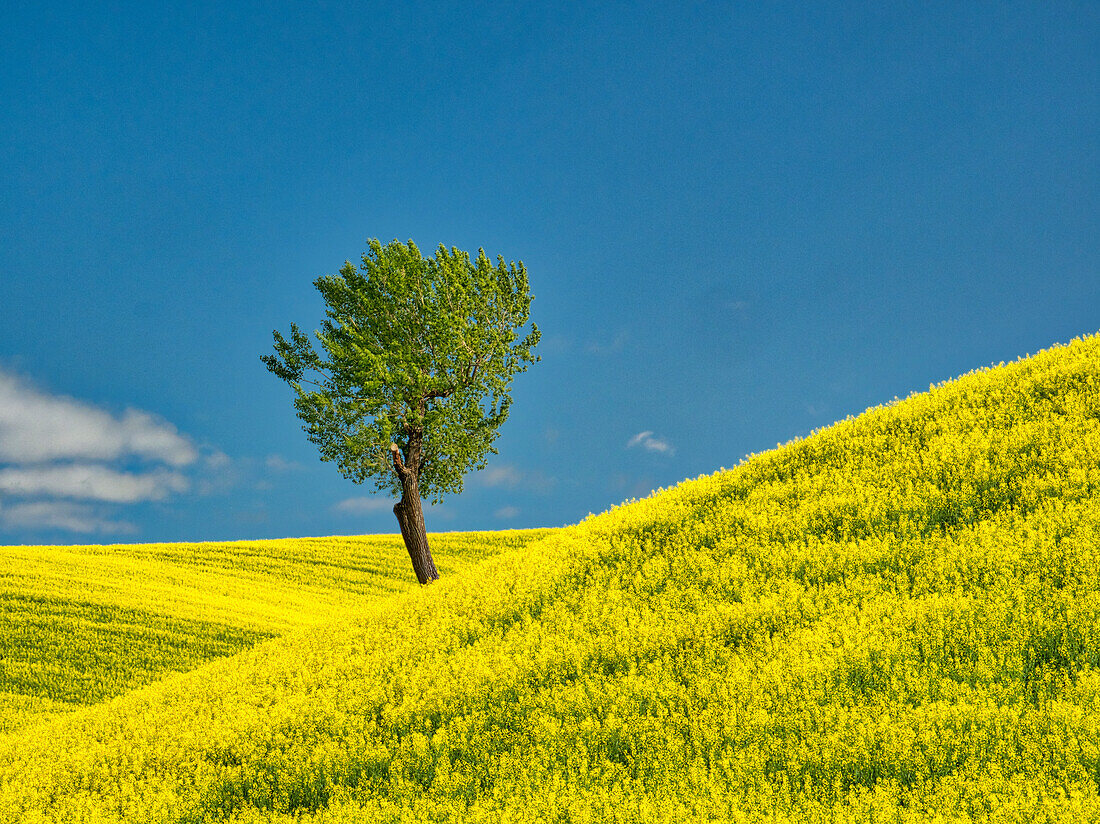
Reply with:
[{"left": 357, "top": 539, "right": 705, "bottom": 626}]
[
  {"left": 0, "top": 530, "right": 554, "bottom": 735},
  {"left": 1, "top": 334, "right": 1099, "bottom": 822}
]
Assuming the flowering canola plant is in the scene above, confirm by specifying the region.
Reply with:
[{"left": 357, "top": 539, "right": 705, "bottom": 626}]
[
  {"left": 1, "top": 334, "right": 1099, "bottom": 822},
  {"left": 0, "top": 530, "right": 552, "bottom": 734}
]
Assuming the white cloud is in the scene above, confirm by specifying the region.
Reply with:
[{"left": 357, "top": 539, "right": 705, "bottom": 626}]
[
  {"left": 194, "top": 452, "right": 239, "bottom": 496},
  {"left": 332, "top": 496, "right": 392, "bottom": 515},
  {"left": 494, "top": 506, "right": 520, "bottom": 519},
  {"left": 539, "top": 335, "right": 573, "bottom": 355},
  {"left": 586, "top": 330, "right": 629, "bottom": 355},
  {"left": 424, "top": 503, "right": 455, "bottom": 521},
  {"left": 610, "top": 472, "right": 659, "bottom": 498},
  {"left": 264, "top": 454, "right": 300, "bottom": 472},
  {"left": 478, "top": 463, "right": 556, "bottom": 493},
  {"left": 0, "top": 500, "right": 137, "bottom": 535},
  {"left": 0, "top": 464, "right": 189, "bottom": 503},
  {"left": 626, "top": 431, "right": 674, "bottom": 455},
  {"left": 481, "top": 465, "right": 523, "bottom": 487},
  {"left": 0, "top": 371, "right": 197, "bottom": 466},
  {"left": 0, "top": 369, "right": 219, "bottom": 535}
]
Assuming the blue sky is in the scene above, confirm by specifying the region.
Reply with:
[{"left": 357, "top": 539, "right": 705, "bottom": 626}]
[{"left": 1, "top": 1, "right": 1096, "bottom": 544}]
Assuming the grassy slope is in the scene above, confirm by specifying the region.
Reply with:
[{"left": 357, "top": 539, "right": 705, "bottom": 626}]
[
  {"left": 2, "top": 334, "right": 1100, "bottom": 821},
  {"left": 0, "top": 530, "right": 555, "bottom": 732}
]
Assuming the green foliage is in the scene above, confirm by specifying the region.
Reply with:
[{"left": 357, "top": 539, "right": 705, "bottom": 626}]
[
  {"left": 262, "top": 239, "right": 540, "bottom": 503},
  {"left": 2, "top": 334, "right": 1100, "bottom": 821}
]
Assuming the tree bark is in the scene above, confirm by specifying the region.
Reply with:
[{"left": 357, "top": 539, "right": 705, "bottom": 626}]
[
  {"left": 389, "top": 440, "right": 439, "bottom": 585},
  {"left": 393, "top": 478, "right": 439, "bottom": 585}
]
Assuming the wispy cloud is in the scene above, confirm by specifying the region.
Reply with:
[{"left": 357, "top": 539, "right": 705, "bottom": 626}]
[
  {"left": 610, "top": 472, "right": 659, "bottom": 499},
  {"left": 332, "top": 496, "right": 392, "bottom": 515},
  {"left": 494, "top": 505, "right": 520, "bottom": 519},
  {"left": 0, "top": 500, "right": 137, "bottom": 535},
  {"left": 626, "top": 431, "right": 674, "bottom": 455},
  {"left": 536, "top": 330, "right": 627, "bottom": 358},
  {"left": 0, "top": 371, "right": 197, "bottom": 466},
  {"left": 477, "top": 463, "right": 556, "bottom": 493},
  {"left": 586, "top": 330, "right": 629, "bottom": 355},
  {"left": 0, "top": 368, "right": 206, "bottom": 534},
  {"left": 538, "top": 334, "right": 574, "bottom": 356},
  {"left": 480, "top": 465, "right": 523, "bottom": 487},
  {"left": 264, "top": 454, "right": 300, "bottom": 472},
  {"left": 0, "top": 464, "right": 189, "bottom": 503},
  {"left": 698, "top": 286, "right": 750, "bottom": 321}
]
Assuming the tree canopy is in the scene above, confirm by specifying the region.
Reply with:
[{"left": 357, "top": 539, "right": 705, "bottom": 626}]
[{"left": 262, "top": 238, "right": 540, "bottom": 505}]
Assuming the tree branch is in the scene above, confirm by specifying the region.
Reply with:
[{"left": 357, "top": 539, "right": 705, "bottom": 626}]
[
  {"left": 465, "top": 355, "right": 482, "bottom": 383},
  {"left": 423, "top": 387, "right": 454, "bottom": 402},
  {"left": 389, "top": 442, "right": 409, "bottom": 480}
]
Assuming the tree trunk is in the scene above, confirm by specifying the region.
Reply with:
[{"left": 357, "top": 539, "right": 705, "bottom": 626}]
[{"left": 393, "top": 473, "right": 439, "bottom": 585}]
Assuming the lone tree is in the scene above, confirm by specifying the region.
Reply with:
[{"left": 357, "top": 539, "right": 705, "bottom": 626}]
[{"left": 262, "top": 238, "right": 540, "bottom": 584}]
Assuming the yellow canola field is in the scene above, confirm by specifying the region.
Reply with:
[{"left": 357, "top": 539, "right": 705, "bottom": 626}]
[
  {"left": 1, "top": 334, "right": 1100, "bottom": 822},
  {"left": 0, "top": 530, "right": 554, "bottom": 732}
]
